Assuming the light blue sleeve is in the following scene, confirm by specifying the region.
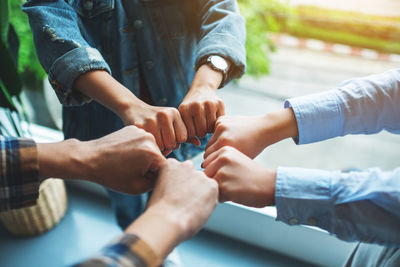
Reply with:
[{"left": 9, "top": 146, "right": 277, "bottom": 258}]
[
  {"left": 275, "top": 166, "right": 400, "bottom": 246},
  {"left": 284, "top": 68, "right": 400, "bottom": 144}
]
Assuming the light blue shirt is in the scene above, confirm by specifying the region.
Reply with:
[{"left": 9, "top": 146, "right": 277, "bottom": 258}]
[{"left": 276, "top": 68, "right": 400, "bottom": 247}]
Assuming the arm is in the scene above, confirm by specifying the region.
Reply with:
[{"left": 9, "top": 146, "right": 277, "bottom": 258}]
[
  {"left": 22, "top": 0, "right": 110, "bottom": 106},
  {"left": 0, "top": 126, "right": 165, "bottom": 213},
  {"left": 204, "top": 68, "right": 400, "bottom": 159},
  {"left": 37, "top": 126, "right": 165, "bottom": 195},
  {"left": 286, "top": 68, "right": 400, "bottom": 144},
  {"left": 203, "top": 146, "right": 400, "bottom": 247},
  {"left": 178, "top": 0, "right": 246, "bottom": 139},
  {"left": 77, "top": 159, "right": 218, "bottom": 266},
  {"left": 23, "top": 1, "right": 188, "bottom": 154}
]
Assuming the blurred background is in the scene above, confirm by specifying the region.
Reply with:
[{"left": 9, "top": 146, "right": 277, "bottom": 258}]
[{"left": 1, "top": 0, "right": 399, "bottom": 266}]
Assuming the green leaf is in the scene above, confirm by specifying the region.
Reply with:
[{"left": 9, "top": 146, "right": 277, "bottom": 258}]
[
  {"left": 0, "top": 0, "right": 9, "bottom": 43},
  {"left": 0, "top": 79, "right": 17, "bottom": 111},
  {"left": 0, "top": 38, "right": 21, "bottom": 100}
]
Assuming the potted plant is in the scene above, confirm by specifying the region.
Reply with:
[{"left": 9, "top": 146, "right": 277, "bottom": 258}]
[{"left": 0, "top": 0, "right": 67, "bottom": 237}]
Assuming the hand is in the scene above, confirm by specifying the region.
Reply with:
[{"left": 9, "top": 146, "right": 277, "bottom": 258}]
[
  {"left": 179, "top": 86, "right": 224, "bottom": 140},
  {"left": 204, "top": 115, "right": 269, "bottom": 160},
  {"left": 202, "top": 146, "right": 276, "bottom": 208},
  {"left": 204, "top": 108, "right": 300, "bottom": 160},
  {"left": 178, "top": 64, "right": 225, "bottom": 142},
  {"left": 147, "top": 159, "right": 219, "bottom": 240},
  {"left": 122, "top": 102, "right": 188, "bottom": 155},
  {"left": 125, "top": 159, "right": 219, "bottom": 259},
  {"left": 37, "top": 126, "right": 166, "bottom": 195},
  {"left": 73, "top": 70, "right": 188, "bottom": 155},
  {"left": 85, "top": 126, "right": 166, "bottom": 194}
]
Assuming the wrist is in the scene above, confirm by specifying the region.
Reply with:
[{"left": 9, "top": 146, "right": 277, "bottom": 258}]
[
  {"left": 190, "top": 64, "right": 222, "bottom": 92},
  {"left": 125, "top": 204, "right": 185, "bottom": 259},
  {"left": 264, "top": 168, "right": 277, "bottom": 206},
  {"left": 37, "top": 139, "right": 84, "bottom": 180},
  {"left": 259, "top": 108, "right": 299, "bottom": 148}
]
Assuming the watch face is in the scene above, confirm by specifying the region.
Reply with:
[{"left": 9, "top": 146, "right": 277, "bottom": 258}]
[{"left": 210, "top": 56, "right": 228, "bottom": 71}]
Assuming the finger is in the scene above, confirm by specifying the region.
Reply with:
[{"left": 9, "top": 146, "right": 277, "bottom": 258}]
[
  {"left": 148, "top": 154, "right": 166, "bottom": 172},
  {"left": 146, "top": 123, "right": 164, "bottom": 152},
  {"left": 204, "top": 136, "right": 223, "bottom": 159},
  {"left": 188, "top": 136, "right": 201, "bottom": 146},
  {"left": 194, "top": 107, "right": 207, "bottom": 138},
  {"left": 173, "top": 143, "right": 181, "bottom": 150},
  {"left": 160, "top": 119, "right": 176, "bottom": 151},
  {"left": 173, "top": 117, "right": 188, "bottom": 144},
  {"left": 204, "top": 129, "right": 221, "bottom": 153},
  {"left": 216, "top": 101, "right": 225, "bottom": 118},
  {"left": 205, "top": 102, "right": 217, "bottom": 133},
  {"left": 203, "top": 154, "right": 224, "bottom": 178},
  {"left": 180, "top": 109, "right": 196, "bottom": 140},
  {"left": 202, "top": 148, "right": 224, "bottom": 170},
  {"left": 163, "top": 149, "right": 172, "bottom": 156}
]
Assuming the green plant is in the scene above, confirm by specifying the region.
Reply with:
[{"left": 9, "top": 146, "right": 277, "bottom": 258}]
[
  {"left": 10, "top": 0, "right": 45, "bottom": 89},
  {"left": 0, "top": 0, "right": 25, "bottom": 137},
  {"left": 238, "top": 0, "right": 289, "bottom": 76}
]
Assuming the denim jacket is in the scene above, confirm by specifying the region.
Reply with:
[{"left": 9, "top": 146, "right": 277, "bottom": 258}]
[{"left": 22, "top": 0, "right": 246, "bottom": 160}]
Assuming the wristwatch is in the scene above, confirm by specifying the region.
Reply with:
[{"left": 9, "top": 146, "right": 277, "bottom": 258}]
[{"left": 199, "top": 55, "right": 229, "bottom": 88}]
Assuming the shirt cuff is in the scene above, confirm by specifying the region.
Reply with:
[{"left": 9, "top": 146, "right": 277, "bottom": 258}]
[
  {"left": 284, "top": 90, "right": 344, "bottom": 145},
  {"left": 76, "top": 234, "right": 162, "bottom": 267},
  {"left": 196, "top": 33, "right": 246, "bottom": 87},
  {"left": 0, "top": 137, "right": 40, "bottom": 211},
  {"left": 48, "top": 46, "right": 111, "bottom": 106},
  {"left": 275, "top": 166, "right": 337, "bottom": 231}
]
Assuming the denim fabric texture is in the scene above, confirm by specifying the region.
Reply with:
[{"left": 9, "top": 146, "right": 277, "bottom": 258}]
[{"left": 22, "top": 0, "right": 246, "bottom": 228}]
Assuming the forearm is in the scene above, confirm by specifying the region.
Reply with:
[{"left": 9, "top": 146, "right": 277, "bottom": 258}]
[
  {"left": 190, "top": 64, "right": 225, "bottom": 92},
  {"left": 73, "top": 70, "right": 144, "bottom": 123},
  {"left": 259, "top": 108, "right": 299, "bottom": 148},
  {"left": 37, "top": 139, "right": 89, "bottom": 180},
  {"left": 125, "top": 205, "right": 184, "bottom": 259}
]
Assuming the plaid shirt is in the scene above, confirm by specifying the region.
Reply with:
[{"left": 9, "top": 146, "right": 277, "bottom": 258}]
[{"left": 0, "top": 137, "right": 161, "bottom": 267}]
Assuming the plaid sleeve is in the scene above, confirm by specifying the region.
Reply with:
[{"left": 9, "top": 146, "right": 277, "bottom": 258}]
[
  {"left": 75, "top": 234, "right": 162, "bottom": 267},
  {"left": 0, "top": 136, "right": 40, "bottom": 211}
]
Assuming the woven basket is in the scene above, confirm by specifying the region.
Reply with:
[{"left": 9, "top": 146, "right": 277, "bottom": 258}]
[{"left": 0, "top": 178, "right": 68, "bottom": 237}]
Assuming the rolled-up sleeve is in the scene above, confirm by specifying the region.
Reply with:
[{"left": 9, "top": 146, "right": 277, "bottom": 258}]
[
  {"left": 195, "top": 0, "right": 246, "bottom": 85},
  {"left": 0, "top": 137, "right": 40, "bottom": 211},
  {"left": 22, "top": 0, "right": 111, "bottom": 106}
]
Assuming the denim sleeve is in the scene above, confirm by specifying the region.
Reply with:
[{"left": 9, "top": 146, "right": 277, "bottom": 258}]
[
  {"left": 275, "top": 166, "right": 400, "bottom": 247},
  {"left": 195, "top": 0, "right": 246, "bottom": 85},
  {"left": 22, "top": 0, "right": 111, "bottom": 106},
  {"left": 284, "top": 68, "right": 400, "bottom": 144}
]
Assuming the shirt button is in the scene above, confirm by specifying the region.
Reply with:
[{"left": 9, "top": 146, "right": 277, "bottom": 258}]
[
  {"left": 159, "top": 98, "right": 168, "bottom": 105},
  {"left": 307, "top": 217, "right": 317, "bottom": 226},
  {"left": 288, "top": 218, "right": 299, "bottom": 225},
  {"left": 134, "top": 20, "right": 144, "bottom": 30},
  {"left": 83, "top": 0, "right": 93, "bottom": 11},
  {"left": 146, "top": 60, "right": 154, "bottom": 69}
]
